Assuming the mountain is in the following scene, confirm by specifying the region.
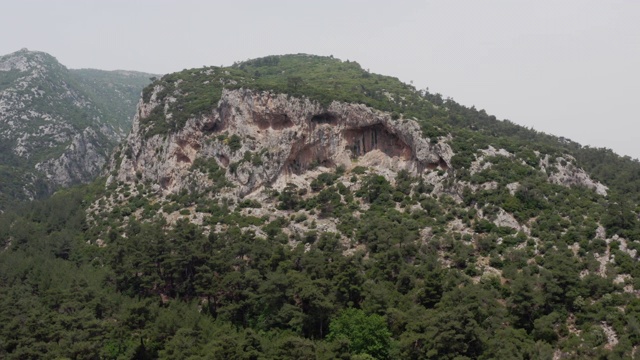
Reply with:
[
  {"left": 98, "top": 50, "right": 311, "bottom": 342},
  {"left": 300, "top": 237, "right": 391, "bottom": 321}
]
[
  {"left": 70, "top": 68, "right": 156, "bottom": 132},
  {"left": 0, "top": 48, "right": 154, "bottom": 208},
  {"left": 2, "top": 54, "right": 640, "bottom": 359}
]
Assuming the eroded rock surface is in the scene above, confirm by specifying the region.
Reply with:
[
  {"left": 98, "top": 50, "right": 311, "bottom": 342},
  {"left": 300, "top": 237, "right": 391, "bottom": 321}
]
[
  {"left": 541, "top": 154, "right": 608, "bottom": 196},
  {"left": 110, "top": 88, "right": 454, "bottom": 196}
]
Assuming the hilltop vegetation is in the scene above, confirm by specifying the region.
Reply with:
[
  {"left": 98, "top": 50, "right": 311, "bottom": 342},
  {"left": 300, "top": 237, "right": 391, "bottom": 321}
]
[{"left": 140, "top": 54, "right": 445, "bottom": 138}]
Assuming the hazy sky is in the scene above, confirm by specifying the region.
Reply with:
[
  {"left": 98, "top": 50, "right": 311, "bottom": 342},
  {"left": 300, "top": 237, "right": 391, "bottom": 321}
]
[{"left": 2, "top": 0, "right": 639, "bottom": 159}]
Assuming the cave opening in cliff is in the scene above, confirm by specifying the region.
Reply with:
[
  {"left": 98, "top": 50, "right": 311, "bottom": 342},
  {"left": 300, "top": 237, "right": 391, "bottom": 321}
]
[
  {"left": 438, "top": 157, "right": 449, "bottom": 170},
  {"left": 343, "top": 124, "right": 412, "bottom": 160},
  {"left": 160, "top": 176, "right": 173, "bottom": 190},
  {"left": 255, "top": 113, "right": 294, "bottom": 130},
  {"left": 202, "top": 120, "right": 222, "bottom": 133},
  {"left": 285, "top": 144, "right": 335, "bottom": 175},
  {"left": 311, "top": 112, "right": 337, "bottom": 125}
]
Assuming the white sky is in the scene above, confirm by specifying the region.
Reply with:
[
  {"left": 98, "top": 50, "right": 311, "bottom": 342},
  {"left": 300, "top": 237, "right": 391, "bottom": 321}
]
[{"left": 2, "top": 0, "right": 639, "bottom": 159}]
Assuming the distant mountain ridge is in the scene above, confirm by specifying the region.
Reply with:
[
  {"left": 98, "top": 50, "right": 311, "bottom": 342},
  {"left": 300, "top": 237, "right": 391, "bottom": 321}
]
[{"left": 0, "top": 48, "right": 154, "bottom": 208}]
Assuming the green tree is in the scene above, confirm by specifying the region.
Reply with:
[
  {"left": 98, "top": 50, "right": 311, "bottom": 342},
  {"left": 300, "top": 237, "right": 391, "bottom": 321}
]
[
  {"left": 287, "top": 76, "right": 304, "bottom": 92},
  {"left": 328, "top": 308, "right": 392, "bottom": 359}
]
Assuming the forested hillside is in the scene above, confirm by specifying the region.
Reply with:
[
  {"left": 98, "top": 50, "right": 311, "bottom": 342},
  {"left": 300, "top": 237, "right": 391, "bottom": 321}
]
[
  {"left": 1, "top": 54, "right": 640, "bottom": 359},
  {"left": 0, "top": 49, "right": 153, "bottom": 209}
]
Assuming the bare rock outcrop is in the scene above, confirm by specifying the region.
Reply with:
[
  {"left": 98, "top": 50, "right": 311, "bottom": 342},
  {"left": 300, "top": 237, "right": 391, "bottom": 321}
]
[
  {"left": 470, "top": 146, "right": 513, "bottom": 175},
  {"left": 35, "top": 128, "right": 107, "bottom": 187},
  {"left": 110, "top": 88, "right": 454, "bottom": 196},
  {"left": 541, "top": 155, "right": 608, "bottom": 196},
  {"left": 493, "top": 208, "right": 521, "bottom": 231}
]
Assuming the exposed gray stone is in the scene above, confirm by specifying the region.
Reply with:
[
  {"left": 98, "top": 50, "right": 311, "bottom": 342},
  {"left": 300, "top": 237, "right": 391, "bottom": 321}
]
[{"left": 110, "top": 88, "right": 455, "bottom": 197}]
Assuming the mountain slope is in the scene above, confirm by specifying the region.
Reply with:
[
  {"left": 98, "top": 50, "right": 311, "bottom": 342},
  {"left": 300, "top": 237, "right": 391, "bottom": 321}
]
[
  {"left": 85, "top": 54, "right": 640, "bottom": 357},
  {"left": 70, "top": 68, "right": 157, "bottom": 133},
  {"left": 0, "top": 48, "right": 153, "bottom": 208},
  {"left": 1, "top": 54, "right": 640, "bottom": 359}
]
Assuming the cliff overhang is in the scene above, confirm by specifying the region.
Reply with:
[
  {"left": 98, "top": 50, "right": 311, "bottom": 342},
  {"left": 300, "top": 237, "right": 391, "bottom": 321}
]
[{"left": 109, "top": 88, "right": 454, "bottom": 196}]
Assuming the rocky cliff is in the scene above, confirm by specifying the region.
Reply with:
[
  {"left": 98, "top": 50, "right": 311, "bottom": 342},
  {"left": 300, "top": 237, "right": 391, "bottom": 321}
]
[
  {"left": 104, "top": 70, "right": 610, "bottom": 244},
  {"left": 110, "top": 88, "right": 454, "bottom": 197}
]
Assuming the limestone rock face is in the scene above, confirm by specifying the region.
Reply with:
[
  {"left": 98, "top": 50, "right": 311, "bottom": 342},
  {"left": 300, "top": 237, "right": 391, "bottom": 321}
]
[
  {"left": 541, "top": 155, "right": 608, "bottom": 196},
  {"left": 35, "top": 128, "right": 107, "bottom": 187},
  {"left": 493, "top": 208, "right": 521, "bottom": 231},
  {"left": 110, "top": 88, "right": 454, "bottom": 196}
]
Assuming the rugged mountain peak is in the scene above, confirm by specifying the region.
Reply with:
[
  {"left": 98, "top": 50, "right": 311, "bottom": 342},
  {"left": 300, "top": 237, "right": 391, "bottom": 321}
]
[
  {"left": 0, "top": 49, "right": 152, "bottom": 207},
  {"left": 0, "top": 48, "right": 59, "bottom": 72},
  {"left": 110, "top": 88, "right": 454, "bottom": 197}
]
